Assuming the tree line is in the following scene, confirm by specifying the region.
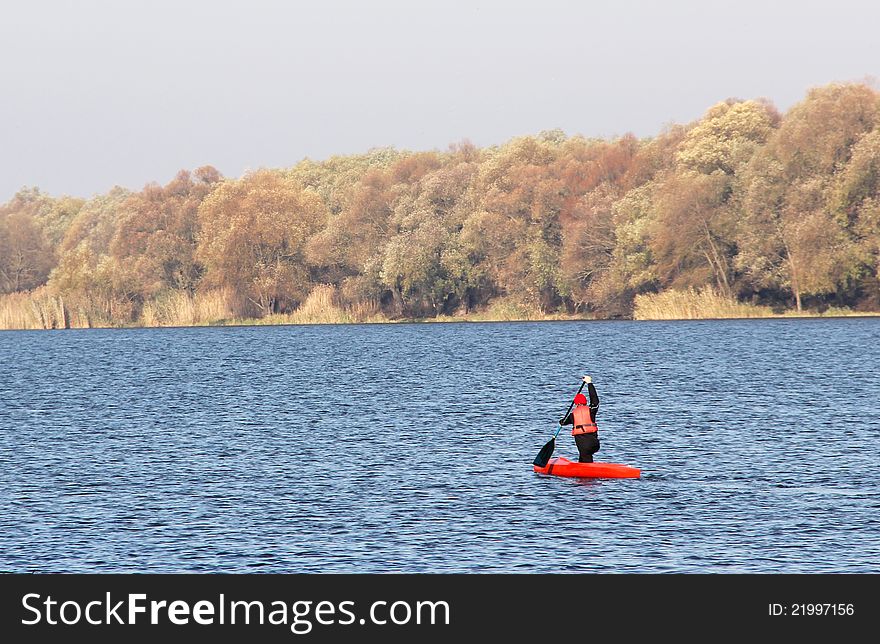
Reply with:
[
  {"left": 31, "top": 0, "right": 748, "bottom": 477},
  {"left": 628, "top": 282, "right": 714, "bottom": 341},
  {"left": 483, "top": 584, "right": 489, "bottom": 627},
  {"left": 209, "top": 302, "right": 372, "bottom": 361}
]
[{"left": 1, "top": 82, "right": 879, "bottom": 325}]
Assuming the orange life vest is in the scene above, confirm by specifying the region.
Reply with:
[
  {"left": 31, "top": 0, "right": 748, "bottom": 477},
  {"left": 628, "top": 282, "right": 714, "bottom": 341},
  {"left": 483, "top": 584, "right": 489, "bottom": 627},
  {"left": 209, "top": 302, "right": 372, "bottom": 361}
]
[{"left": 571, "top": 404, "right": 597, "bottom": 435}]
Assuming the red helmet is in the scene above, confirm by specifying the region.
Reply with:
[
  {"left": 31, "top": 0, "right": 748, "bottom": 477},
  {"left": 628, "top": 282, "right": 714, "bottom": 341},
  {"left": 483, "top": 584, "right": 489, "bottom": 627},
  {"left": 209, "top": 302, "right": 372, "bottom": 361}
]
[{"left": 573, "top": 393, "right": 588, "bottom": 405}]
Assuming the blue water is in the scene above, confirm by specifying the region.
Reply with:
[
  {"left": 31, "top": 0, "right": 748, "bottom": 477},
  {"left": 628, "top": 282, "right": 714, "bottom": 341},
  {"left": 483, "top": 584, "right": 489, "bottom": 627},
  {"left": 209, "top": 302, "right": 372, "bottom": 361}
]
[{"left": 1, "top": 319, "right": 878, "bottom": 573}]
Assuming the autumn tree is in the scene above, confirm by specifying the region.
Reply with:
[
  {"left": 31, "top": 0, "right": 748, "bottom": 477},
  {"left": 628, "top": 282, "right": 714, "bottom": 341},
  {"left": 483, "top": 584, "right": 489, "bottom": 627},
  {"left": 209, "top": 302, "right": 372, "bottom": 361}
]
[
  {"left": 464, "top": 136, "right": 568, "bottom": 311},
  {"left": 0, "top": 188, "right": 85, "bottom": 294},
  {"left": 559, "top": 184, "right": 621, "bottom": 310},
  {"left": 379, "top": 160, "right": 479, "bottom": 315},
  {"left": 830, "top": 127, "right": 880, "bottom": 308},
  {"left": 556, "top": 136, "right": 643, "bottom": 313},
  {"left": 584, "top": 183, "right": 657, "bottom": 315},
  {"left": 649, "top": 171, "right": 736, "bottom": 294},
  {"left": 675, "top": 99, "right": 780, "bottom": 175},
  {"left": 108, "top": 167, "right": 221, "bottom": 301},
  {"left": 4, "top": 81, "right": 879, "bottom": 325},
  {"left": 38, "top": 188, "right": 136, "bottom": 320},
  {"left": 0, "top": 187, "right": 84, "bottom": 248},
  {"left": 304, "top": 168, "right": 395, "bottom": 286},
  {"left": 57, "top": 187, "right": 132, "bottom": 257},
  {"left": 0, "top": 211, "right": 55, "bottom": 293},
  {"left": 645, "top": 100, "right": 781, "bottom": 298},
  {"left": 287, "top": 148, "right": 401, "bottom": 217},
  {"left": 739, "top": 84, "right": 879, "bottom": 310},
  {"left": 197, "top": 170, "right": 328, "bottom": 315}
]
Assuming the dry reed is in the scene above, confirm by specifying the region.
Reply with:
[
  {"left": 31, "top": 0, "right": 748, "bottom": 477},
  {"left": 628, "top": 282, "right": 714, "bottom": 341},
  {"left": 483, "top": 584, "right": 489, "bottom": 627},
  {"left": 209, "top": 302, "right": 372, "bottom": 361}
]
[
  {"left": 139, "top": 289, "right": 235, "bottom": 326},
  {"left": 5, "top": 284, "right": 869, "bottom": 331},
  {"left": 287, "top": 285, "right": 351, "bottom": 324},
  {"left": 468, "top": 297, "right": 541, "bottom": 321},
  {"left": 0, "top": 288, "right": 75, "bottom": 329},
  {"left": 634, "top": 288, "right": 774, "bottom": 320}
]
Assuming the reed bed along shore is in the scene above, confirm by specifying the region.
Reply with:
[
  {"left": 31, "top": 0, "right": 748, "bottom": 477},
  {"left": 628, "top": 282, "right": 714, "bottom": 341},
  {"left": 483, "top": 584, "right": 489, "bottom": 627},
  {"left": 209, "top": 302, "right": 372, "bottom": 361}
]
[
  {"left": 0, "top": 287, "right": 233, "bottom": 330},
  {"left": 1, "top": 285, "right": 876, "bottom": 330},
  {"left": 0, "top": 285, "right": 388, "bottom": 330},
  {"left": 0, "top": 289, "right": 89, "bottom": 330},
  {"left": 633, "top": 288, "right": 773, "bottom": 320},
  {"left": 632, "top": 287, "right": 876, "bottom": 320}
]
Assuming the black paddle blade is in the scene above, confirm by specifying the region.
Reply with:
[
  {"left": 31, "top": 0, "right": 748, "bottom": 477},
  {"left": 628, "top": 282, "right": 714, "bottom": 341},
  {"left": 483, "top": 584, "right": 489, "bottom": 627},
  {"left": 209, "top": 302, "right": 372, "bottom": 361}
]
[{"left": 533, "top": 438, "right": 555, "bottom": 467}]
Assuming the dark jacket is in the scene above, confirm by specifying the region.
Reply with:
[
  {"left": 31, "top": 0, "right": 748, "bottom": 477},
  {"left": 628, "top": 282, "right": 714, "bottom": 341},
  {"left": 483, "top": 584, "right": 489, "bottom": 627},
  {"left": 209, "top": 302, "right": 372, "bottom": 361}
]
[{"left": 559, "top": 382, "right": 600, "bottom": 426}]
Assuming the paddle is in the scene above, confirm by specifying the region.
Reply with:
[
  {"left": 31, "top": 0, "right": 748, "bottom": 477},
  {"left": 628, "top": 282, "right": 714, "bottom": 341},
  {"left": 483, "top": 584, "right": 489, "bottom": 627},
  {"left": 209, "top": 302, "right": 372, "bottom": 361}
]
[{"left": 533, "top": 376, "right": 589, "bottom": 467}]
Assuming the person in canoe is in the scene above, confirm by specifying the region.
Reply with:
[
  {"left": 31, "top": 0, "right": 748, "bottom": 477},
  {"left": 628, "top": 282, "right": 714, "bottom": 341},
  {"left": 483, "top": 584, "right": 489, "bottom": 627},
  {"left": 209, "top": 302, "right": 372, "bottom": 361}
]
[{"left": 558, "top": 375, "right": 600, "bottom": 462}]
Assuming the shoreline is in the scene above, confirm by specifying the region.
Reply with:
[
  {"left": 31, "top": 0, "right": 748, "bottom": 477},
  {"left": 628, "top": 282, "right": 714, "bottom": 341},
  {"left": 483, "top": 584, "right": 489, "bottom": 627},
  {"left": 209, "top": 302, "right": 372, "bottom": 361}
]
[{"left": 2, "top": 309, "right": 879, "bottom": 332}]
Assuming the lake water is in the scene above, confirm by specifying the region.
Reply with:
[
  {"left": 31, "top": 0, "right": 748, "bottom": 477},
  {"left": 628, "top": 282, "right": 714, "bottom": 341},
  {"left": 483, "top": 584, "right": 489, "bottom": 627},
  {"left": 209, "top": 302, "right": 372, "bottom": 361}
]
[{"left": 1, "top": 319, "right": 878, "bottom": 573}]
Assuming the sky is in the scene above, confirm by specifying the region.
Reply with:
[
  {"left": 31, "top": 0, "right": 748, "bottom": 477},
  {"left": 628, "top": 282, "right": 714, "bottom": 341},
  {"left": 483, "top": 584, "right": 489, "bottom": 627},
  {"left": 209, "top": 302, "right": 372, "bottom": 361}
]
[{"left": 1, "top": 0, "right": 878, "bottom": 200}]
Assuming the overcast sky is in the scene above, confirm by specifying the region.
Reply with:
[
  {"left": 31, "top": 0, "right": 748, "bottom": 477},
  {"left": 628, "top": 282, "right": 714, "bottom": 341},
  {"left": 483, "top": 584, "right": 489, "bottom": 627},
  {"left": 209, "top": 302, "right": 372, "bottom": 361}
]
[{"left": 1, "top": 0, "right": 878, "bottom": 200}]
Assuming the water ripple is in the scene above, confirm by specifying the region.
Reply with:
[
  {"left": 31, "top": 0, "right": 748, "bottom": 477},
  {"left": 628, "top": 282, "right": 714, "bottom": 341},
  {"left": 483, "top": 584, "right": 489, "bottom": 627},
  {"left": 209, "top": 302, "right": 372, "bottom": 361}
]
[{"left": 1, "top": 319, "right": 878, "bottom": 572}]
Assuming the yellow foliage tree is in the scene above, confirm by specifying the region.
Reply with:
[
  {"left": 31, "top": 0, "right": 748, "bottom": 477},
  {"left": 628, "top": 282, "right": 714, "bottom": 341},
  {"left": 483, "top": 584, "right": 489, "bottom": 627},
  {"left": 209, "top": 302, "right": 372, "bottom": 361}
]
[{"left": 196, "top": 170, "right": 328, "bottom": 316}]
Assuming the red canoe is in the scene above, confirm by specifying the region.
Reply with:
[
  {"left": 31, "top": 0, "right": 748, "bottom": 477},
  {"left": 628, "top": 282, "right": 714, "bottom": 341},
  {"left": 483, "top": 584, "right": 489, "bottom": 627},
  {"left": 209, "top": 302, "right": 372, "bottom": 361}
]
[{"left": 533, "top": 456, "right": 641, "bottom": 479}]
